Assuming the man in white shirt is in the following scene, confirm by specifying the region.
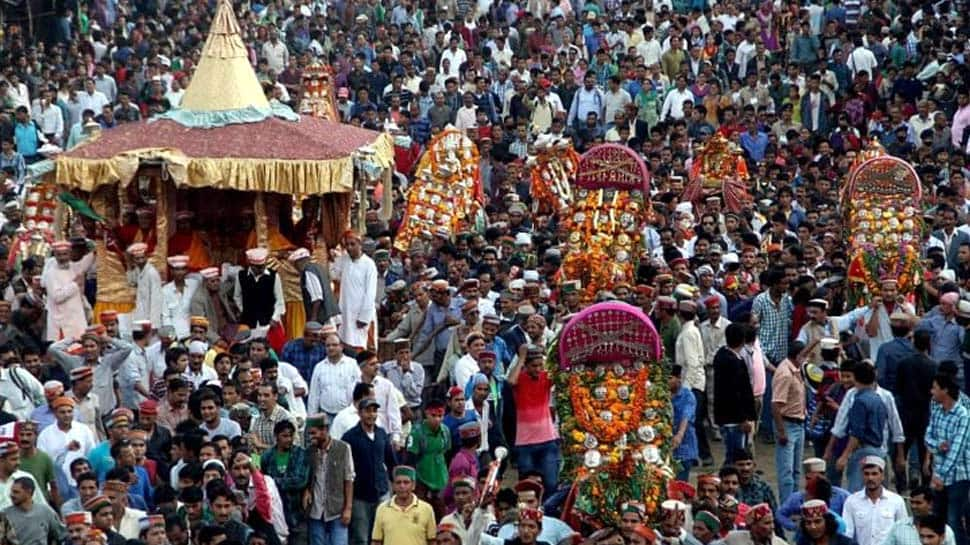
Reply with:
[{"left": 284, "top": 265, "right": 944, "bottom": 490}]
[
  {"left": 847, "top": 38, "right": 878, "bottom": 79},
  {"left": 351, "top": 350, "right": 403, "bottom": 446},
  {"left": 843, "top": 457, "right": 907, "bottom": 545},
  {"left": 31, "top": 89, "right": 64, "bottom": 145},
  {"left": 307, "top": 333, "right": 360, "bottom": 419},
  {"left": 907, "top": 100, "right": 935, "bottom": 145},
  {"left": 261, "top": 32, "right": 289, "bottom": 73},
  {"left": 735, "top": 31, "right": 758, "bottom": 77},
  {"left": 0, "top": 363, "right": 45, "bottom": 421},
  {"left": 36, "top": 396, "right": 97, "bottom": 474},
  {"left": 439, "top": 37, "right": 467, "bottom": 79},
  {"left": 185, "top": 341, "right": 217, "bottom": 389},
  {"left": 260, "top": 356, "right": 306, "bottom": 422},
  {"left": 660, "top": 75, "right": 695, "bottom": 121},
  {"left": 76, "top": 79, "right": 109, "bottom": 116},
  {"left": 329, "top": 382, "right": 374, "bottom": 440},
  {"left": 164, "top": 78, "right": 185, "bottom": 109},
  {"left": 0, "top": 441, "right": 49, "bottom": 510},
  {"left": 93, "top": 64, "right": 117, "bottom": 103},
  {"left": 160, "top": 255, "right": 198, "bottom": 340},
  {"left": 102, "top": 479, "right": 146, "bottom": 539},
  {"left": 715, "top": 4, "right": 742, "bottom": 31},
  {"left": 603, "top": 76, "right": 632, "bottom": 128},
  {"left": 4, "top": 75, "right": 31, "bottom": 113},
  {"left": 330, "top": 231, "right": 378, "bottom": 350},
  {"left": 675, "top": 300, "right": 711, "bottom": 464},
  {"left": 455, "top": 92, "right": 479, "bottom": 130},
  {"left": 126, "top": 242, "right": 163, "bottom": 328},
  {"left": 489, "top": 35, "right": 514, "bottom": 69}
]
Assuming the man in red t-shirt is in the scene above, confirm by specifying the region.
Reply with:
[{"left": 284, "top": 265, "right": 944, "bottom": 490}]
[{"left": 507, "top": 345, "right": 560, "bottom": 497}]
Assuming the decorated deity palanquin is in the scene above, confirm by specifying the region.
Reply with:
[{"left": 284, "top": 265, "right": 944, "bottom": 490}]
[
  {"left": 682, "top": 133, "right": 752, "bottom": 212},
  {"left": 842, "top": 141, "right": 923, "bottom": 305},
  {"left": 298, "top": 63, "right": 338, "bottom": 121},
  {"left": 560, "top": 144, "right": 652, "bottom": 303},
  {"left": 551, "top": 302, "right": 673, "bottom": 530},
  {"left": 393, "top": 129, "right": 483, "bottom": 251},
  {"left": 529, "top": 136, "right": 580, "bottom": 215}
]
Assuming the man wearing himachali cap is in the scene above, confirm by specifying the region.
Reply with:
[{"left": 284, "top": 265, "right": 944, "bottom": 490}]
[
  {"left": 189, "top": 266, "right": 238, "bottom": 340},
  {"left": 371, "top": 465, "right": 437, "bottom": 545},
  {"left": 125, "top": 242, "right": 162, "bottom": 327},
  {"left": 64, "top": 511, "right": 92, "bottom": 545},
  {"left": 233, "top": 247, "right": 285, "bottom": 329},
  {"left": 37, "top": 396, "right": 97, "bottom": 473},
  {"left": 842, "top": 456, "right": 907, "bottom": 545},
  {"left": 0, "top": 440, "right": 49, "bottom": 510},
  {"left": 720, "top": 502, "right": 787, "bottom": 545},
  {"left": 40, "top": 239, "right": 94, "bottom": 341},
  {"left": 288, "top": 247, "right": 339, "bottom": 326},
  {"left": 160, "top": 255, "right": 199, "bottom": 340}
]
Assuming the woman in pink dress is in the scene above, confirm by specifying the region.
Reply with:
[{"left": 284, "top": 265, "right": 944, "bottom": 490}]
[{"left": 445, "top": 421, "right": 482, "bottom": 512}]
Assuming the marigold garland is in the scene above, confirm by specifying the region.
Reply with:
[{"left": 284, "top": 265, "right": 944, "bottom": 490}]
[
  {"left": 842, "top": 148, "right": 923, "bottom": 306},
  {"left": 568, "top": 367, "right": 649, "bottom": 444},
  {"left": 550, "top": 331, "right": 673, "bottom": 530},
  {"left": 393, "top": 129, "right": 483, "bottom": 252},
  {"left": 560, "top": 188, "right": 647, "bottom": 303}
]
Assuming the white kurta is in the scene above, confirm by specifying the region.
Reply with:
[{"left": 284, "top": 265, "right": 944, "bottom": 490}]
[
  {"left": 36, "top": 422, "right": 97, "bottom": 476},
  {"left": 331, "top": 253, "right": 378, "bottom": 348},
  {"left": 41, "top": 255, "right": 94, "bottom": 341},
  {"left": 128, "top": 263, "right": 163, "bottom": 327},
  {"left": 161, "top": 278, "right": 200, "bottom": 339}
]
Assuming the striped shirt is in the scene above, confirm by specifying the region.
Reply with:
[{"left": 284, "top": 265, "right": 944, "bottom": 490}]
[{"left": 307, "top": 355, "right": 360, "bottom": 415}]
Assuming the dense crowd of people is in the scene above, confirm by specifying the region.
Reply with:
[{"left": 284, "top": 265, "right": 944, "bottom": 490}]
[{"left": 2, "top": 0, "right": 970, "bottom": 544}]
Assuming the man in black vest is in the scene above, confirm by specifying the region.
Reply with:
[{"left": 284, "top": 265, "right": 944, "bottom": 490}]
[
  {"left": 233, "top": 247, "right": 285, "bottom": 328},
  {"left": 288, "top": 247, "right": 339, "bottom": 325}
]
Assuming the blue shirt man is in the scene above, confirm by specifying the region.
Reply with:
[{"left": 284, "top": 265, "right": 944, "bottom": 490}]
[
  {"left": 777, "top": 458, "right": 851, "bottom": 531},
  {"left": 341, "top": 399, "right": 397, "bottom": 504},
  {"left": 916, "top": 301, "right": 964, "bottom": 377},
  {"left": 740, "top": 126, "right": 770, "bottom": 162},
  {"left": 848, "top": 388, "right": 887, "bottom": 449},
  {"left": 874, "top": 330, "right": 916, "bottom": 394},
  {"left": 280, "top": 332, "right": 327, "bottom": 383},
  {"left": 421, "top": 283, "right": 462, "bottom": 355},
  {"left": 13, "top": 111, "right": 41, "bottom": 159},
  {"left": 670, "top": 366, "right": 698, "bottom": 480}
]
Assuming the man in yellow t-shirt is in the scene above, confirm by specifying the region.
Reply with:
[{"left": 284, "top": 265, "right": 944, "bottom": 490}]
[{"left": 371, "top": 466, "right": 437, "bottom": 545}]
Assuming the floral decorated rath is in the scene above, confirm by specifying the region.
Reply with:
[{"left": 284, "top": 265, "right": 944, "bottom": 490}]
[
  {"left": 842, "top": 143, "right": 923, "bottom": 306},
  {"left": 393, "top": 127, "right": 484, "bottom": 252},
  {"left": 551, "top": 302, "right": 672, "bottom": 530},
  {"left": 298, "top": 62, "right": 339, "bottom": 121},
  {"left": 681, "top": 133, "right": 752, "bottom": 212},
  {"left": 52, "top": 0, "right": 393, "bottom": 334},
  {"left": 560, "top": 144, "right": 652, "bottom": 303},
  {"left": 529, "top": 135, "right": 580, "bottom": 216}
]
